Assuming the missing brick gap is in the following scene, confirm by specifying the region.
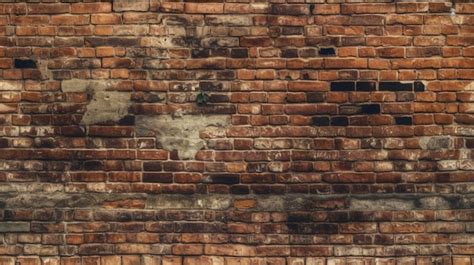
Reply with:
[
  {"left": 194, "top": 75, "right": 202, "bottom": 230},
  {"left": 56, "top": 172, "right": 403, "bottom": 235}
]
[
  {"left": 14, "top": 59, "right": 37, "bottom": 69},
  {"left": 319, "top": 47, "right": 336, "bottom": 56}
]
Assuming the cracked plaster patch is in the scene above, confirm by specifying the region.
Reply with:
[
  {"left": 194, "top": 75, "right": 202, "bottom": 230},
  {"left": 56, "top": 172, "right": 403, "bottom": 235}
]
[
  {"left": 136, "top": 113, "right": 230, "bottom": 160},
  {"left": 61, "top": 79, "right": 131, "bottom": 125}
]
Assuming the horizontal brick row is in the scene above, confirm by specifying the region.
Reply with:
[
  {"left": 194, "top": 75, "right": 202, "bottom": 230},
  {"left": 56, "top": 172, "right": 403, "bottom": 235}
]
[
  {"left": 0, "top": 255, "right": 470, "bottom": 265},
  {"left": 0, "top": 221, "right": 468, "bottom": 235},
  {"left": 4, "top": 206, "right": 474, "bottom": 221},
  {"left": 1, "top": 0, "right": 473, "bottom": 260}
]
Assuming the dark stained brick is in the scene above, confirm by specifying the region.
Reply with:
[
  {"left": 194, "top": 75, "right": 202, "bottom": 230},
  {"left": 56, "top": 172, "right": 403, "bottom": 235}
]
[
  {"left": 331, "top": 116, "right": 349, "bottom": 126},
  {"left": 331, "top": 82, "right": 355, "bottom": 91},
  {"left": 311, "top": 116, "right": 330, "bottom": 126},
  {"left": 394, "top": 116, "right": 412, "bottom": 125},
  {"left": 379, "top": 82, "right": 413, "bottom": 91},
  {"left": 14, "top": 59, "right": 37, "bottom": 68},
  {"left": 207, "top": 174, "right": 240, "bottom": 184},
  {"left": 143, "top": 173, "right": 173, "bottom": 183},
  {"left": 319, "top": 47, "right": 336, "bottom": 56},
  {"left": 414, "top": 81, "right": 425, "bottom": 91},
  {"left": 356, "top": 81, "right": 376, "bottom": 91},
  {"left": 361, "top": 104, "right": 381, "bottom": 114},
  {"left": 307, "top": 92, "right": 325, "bottom": 102}
]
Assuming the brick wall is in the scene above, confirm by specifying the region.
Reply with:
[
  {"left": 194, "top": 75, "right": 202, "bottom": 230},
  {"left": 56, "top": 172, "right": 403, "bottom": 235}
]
[{"left": 1, "top": 0, "right": 474, "bottom": 264}]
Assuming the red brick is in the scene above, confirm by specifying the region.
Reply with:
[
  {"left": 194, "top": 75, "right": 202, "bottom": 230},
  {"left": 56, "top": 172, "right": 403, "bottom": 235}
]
[
  {"left": 380, "top": 223, "right": 425, "bottom": 233},
  {"left": 205, "top": 244, "right": 256, "bottom": 256},
  {"left": 91, "top": 14, "right": 121, "bottom": 25},
  {"left": 184, "top": 257, "right": 224, "bottom": 265},
  {"left": 185, "top": 3, "right": 223, "bottom": 14},
  {"left": 386, "top": 14, "right": 423, "bottom": 25},
  {"left": 325, "top": 58, "right": 367, "bottom": 69},
  {"left": 397, "top": 3, "right": 429, "bottom": 13},
  {"left": 71, "top": 3, "right": 111, "bottom": 13},
  {"left": 313, "top": 4, "right": 340, "bottom": 15},
  {"left": 27, "top": 4, "right": 70, "bottom": 14},
  {"left": 113, "top": 0, "right": 149, "bottom": 12},
  {"left": 341, "top": 4, "right": 395, "bottom": 14},
  {"left": 288, "top": 81, "right": 328, "bottom": 92},
  {"left": 51, "top": 15, "right": 89, "bottom": 25},
  {"left": 457, "top": 4, "right": 474, "bottom": 13}
]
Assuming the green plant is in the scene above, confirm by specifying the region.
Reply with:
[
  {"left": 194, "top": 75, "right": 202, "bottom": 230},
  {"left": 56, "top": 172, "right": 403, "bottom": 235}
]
[{"left": 196, "top": 91, "right": 209, "bottom": 106}]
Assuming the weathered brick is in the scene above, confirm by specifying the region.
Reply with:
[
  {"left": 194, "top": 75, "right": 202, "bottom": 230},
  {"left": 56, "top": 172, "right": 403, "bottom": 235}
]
[
  {"left": 272, "top": 5, "right": 309, "bottom": 15},
  {"left": 28, "top": 4, "right": 69, "bottom": 14},
  {"left": 0, "top": 257, "right": 15, "bottom": 265},
  {"left": 0, "top": 222, "right": 30, "bottom": 232},
  {"left": 341, "top": 4, "right": 395, "bottom": 14},
  {"left": 51, "top": 15, "right": 89, "bottom": 25},
  {"left": 71, "top": 3, "right": 111, "bottom": 13},
  {"left": 185, "top": 3, "right": 223, "bottom": 14},
  {"left": 379, "top": 223, "right": 425, "bottom": 233},
  {"left": 0, "top": 81, "right": 22, "bottom": 91},
  {"left": 184, "top": 257, "right": 224, "bottom": 265},
  {"left": 325, "top": 58, "right": 367, "bottom": 69},
  {"left": 91, "top": 14, "right": 121, "bottom": 25},
  {"left": 113, "top": 0, "right": 149, "bottom": 12},
  {"left": 1, "top": 1, "right": 473, "bottom": 262}
]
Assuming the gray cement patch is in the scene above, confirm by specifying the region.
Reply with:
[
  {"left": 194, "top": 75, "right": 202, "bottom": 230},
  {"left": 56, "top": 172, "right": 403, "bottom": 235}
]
[
  {"left": 61, "top": 79, "right": 131, "bottom": 125},
  {"left": 81, "top": 90, "right": 131, "bottom": 125},
  {"left": 419, "top": 136, "right": 453, "bottom": 150},
  {"left": 136, "top": 114, "right": 230, "bottom": 160}
]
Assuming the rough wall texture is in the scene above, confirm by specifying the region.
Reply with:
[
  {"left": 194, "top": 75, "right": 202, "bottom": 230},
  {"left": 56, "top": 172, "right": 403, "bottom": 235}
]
[{"left": 1, "top": 0, "right": 474, "bottom": 264}]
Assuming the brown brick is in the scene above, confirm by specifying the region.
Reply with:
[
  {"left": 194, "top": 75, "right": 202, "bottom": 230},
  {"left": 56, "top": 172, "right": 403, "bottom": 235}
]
[
  {"left": 13, "top": 15, "right": 49, "bottom": 25},
  {"left": 71, "top": 3, "right": 111, "bottom": 13},
  {"left": 91, "top": 14, "right": 121, "bottom": 25},
  {"left": 379, "top": 223, "right": 425, "bottom": 233},
  {"left": 386, "top": 14, "right": 423, "bottom": 25},
  {"left": 342, "top": 4, "right": 395, "bottom": 14},
  {"left": 27, "top": 4, "right": 69, "bottom": 14},
  {"left": 312, "top": 4, "right": 339, "bottom": 15},
  {"left": 325, "top": 58, "right": 367, "bottom": 69},
  {"left": 185, "top": 3, "right": 223, "bottom": 14},
  {"left": 51, "top": 15, "right": 89, "bottom": 25},
  {"left": 184, "top": 257, "right": 224, "bottom": 265},
  {"left": 205, "top": 244, "right": 256, "bottom": 256},
  {"left": 113, "top": 0, "right": 149, "bottom": 12}
]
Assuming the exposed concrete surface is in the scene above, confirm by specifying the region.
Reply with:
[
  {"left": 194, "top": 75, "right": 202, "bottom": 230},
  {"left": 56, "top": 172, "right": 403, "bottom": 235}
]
[
  {"left": 136, "top": 114, "right": 230, "bottom": 159},
  {"left": 62, "top": 79, "right": 112, "bottom": 93},
  {"left": 350, "top": 198, "right": 414, "bottom": 210},
  {"left": 3, "top": 192, "right": 146, "bottom": 208},
  {"left": 81, "top": 90, "right": 131, "bottom": 125},
  {"left": 62, "top": 79, "right": 131, "bottom": 125},
  {"left": 146, "top": 195, "right": 231, "bottom": 210},
  {"left": 350, "top": 195, "right": 462, "bottom": 211}
]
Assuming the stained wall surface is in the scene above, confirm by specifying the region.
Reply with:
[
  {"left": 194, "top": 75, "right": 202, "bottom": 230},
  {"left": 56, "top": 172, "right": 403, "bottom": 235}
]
[{"left": 1, "top": 0, "right": 474, "bottom": 264}]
